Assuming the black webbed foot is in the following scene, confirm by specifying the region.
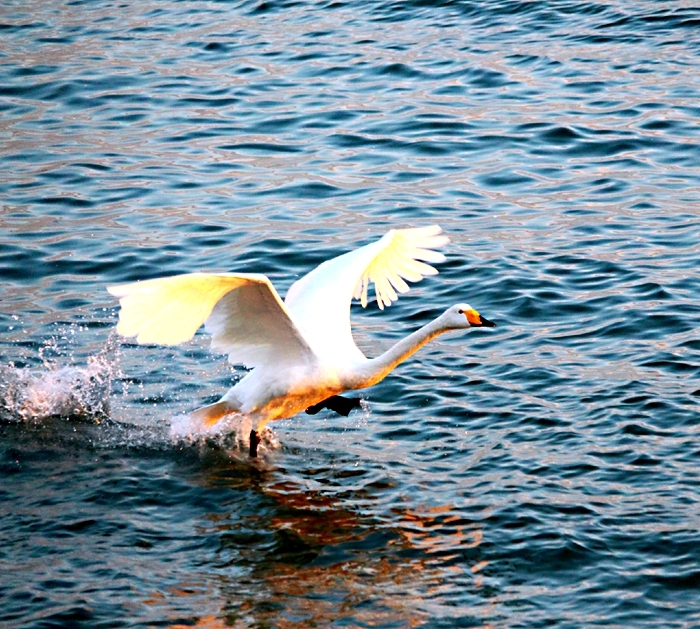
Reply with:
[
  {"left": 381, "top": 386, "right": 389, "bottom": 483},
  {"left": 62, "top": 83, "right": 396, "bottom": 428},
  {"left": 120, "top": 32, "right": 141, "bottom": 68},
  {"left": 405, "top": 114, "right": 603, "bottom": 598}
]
[
  {"left": 305, "top": 395, "right": 362, "bottom": 417},
  {"left": 249, "top": 429, "right": 260, "bottom": 458}
]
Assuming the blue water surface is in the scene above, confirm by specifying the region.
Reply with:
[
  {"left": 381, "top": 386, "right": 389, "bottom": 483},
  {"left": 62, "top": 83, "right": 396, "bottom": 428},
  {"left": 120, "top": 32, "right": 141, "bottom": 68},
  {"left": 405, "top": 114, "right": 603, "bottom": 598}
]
[{"left": 1, "top": 1, "right": 700, "bottom": 627}]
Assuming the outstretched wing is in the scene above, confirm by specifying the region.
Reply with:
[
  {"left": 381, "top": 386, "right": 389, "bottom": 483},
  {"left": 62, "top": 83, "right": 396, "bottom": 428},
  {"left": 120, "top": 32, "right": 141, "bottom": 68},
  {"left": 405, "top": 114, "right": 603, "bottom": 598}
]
[
  {"left": 284, "top": 226, "right": 449, "bottom": 362},
  {"left": 108, "top": 273, "right": 314, "bottom": 368}
]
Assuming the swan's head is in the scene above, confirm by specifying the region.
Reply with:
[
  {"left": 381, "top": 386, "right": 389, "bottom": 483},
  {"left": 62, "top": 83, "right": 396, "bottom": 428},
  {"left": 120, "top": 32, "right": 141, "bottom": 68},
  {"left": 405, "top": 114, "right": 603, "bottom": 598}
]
[{"left": 443, "top": 304, "right": 497, "bottom": 330}]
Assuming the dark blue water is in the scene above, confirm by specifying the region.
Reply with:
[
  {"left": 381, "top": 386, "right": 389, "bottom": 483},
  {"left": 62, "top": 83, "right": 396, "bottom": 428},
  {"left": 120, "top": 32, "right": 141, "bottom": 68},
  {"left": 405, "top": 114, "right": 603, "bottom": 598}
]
[{"left": 2, "top": 1, "right": 700, "bottom": 627}]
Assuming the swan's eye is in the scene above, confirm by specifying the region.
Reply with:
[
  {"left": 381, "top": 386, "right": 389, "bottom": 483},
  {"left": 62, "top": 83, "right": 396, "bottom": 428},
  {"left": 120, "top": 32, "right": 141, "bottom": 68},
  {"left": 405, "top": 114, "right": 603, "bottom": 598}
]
[{"left": 458, "top": 309, "right": 464, "bottom": 314}]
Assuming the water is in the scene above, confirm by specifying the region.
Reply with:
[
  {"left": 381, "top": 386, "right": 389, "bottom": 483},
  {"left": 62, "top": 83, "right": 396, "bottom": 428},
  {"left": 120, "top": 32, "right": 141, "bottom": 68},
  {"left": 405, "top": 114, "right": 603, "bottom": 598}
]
[{"left": 1, "top": 0, "right": 700, "bottom": 626}]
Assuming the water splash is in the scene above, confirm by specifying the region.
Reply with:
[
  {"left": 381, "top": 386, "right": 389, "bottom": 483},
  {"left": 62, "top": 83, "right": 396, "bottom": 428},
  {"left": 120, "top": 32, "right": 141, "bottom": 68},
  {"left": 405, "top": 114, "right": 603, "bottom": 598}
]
[
  {"left": 0, "top": 328, "right": 280, "bottom": 458},
  {"left": 0, "top": 334, "right": 121, "bottom": 423},
  {"left": 169, "top": 411, "right": 280, "bottom": 458}
]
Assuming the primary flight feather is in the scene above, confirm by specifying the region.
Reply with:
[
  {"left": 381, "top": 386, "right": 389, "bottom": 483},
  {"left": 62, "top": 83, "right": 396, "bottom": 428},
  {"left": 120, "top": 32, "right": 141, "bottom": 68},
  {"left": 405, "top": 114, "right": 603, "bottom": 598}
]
[{"left": 108, "top": 226, "right": 496, "bottom": 456}]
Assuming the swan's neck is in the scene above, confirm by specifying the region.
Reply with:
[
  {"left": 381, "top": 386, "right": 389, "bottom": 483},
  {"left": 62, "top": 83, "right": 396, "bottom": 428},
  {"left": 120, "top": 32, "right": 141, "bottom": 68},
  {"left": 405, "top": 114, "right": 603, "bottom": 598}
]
[{"left": 351, "top": 315, "right": 449, "bottom": 389}]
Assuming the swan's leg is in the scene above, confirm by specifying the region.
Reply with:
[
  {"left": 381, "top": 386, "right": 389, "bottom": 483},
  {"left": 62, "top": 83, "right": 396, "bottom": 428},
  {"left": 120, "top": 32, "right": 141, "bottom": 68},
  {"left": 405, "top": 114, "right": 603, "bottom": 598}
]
[
  {"left": 249, "top": 429, "right": 260, "bottom": 458},
  {"left": 305, "top": 395, "right": 362, "bottom": 417}
]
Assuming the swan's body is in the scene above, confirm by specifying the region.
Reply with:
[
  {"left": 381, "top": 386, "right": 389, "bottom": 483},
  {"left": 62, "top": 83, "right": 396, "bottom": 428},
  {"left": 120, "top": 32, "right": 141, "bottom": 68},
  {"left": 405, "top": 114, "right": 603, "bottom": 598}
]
[{"left": 108, "top": 226, "right": 495, "bottom": 455}]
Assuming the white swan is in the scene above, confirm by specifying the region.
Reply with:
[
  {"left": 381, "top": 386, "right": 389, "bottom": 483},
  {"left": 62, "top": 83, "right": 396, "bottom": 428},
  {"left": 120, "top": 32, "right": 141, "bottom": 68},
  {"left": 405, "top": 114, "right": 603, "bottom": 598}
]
[{"left": 108, "top": 226, "right": 496, "bottom": 456}]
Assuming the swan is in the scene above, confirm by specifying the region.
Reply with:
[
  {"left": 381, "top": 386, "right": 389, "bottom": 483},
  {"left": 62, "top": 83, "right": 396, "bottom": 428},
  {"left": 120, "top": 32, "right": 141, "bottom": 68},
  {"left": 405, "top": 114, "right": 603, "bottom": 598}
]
[{"left": 107, "top": 226, "right": 496, "bottom": 456}]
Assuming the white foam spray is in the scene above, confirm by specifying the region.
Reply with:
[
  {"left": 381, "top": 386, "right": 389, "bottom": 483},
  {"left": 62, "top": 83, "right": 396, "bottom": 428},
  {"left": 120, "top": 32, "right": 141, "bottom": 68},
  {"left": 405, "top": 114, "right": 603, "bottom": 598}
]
[{"left": 0, "top": 334, "right": 120, "bottom": 423}]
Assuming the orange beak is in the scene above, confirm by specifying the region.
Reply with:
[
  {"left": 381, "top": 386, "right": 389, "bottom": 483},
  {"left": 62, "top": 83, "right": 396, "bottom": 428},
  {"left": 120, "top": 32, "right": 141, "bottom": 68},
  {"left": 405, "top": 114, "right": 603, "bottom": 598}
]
[{"left": 466, "top": 309, "right": 497, "bottom": 328}]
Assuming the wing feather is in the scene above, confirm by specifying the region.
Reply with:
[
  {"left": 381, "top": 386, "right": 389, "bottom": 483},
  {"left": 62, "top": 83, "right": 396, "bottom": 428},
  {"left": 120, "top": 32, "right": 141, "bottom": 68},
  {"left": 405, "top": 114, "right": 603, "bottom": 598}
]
[
  {"left": 108, "top": 273, "right": 314, "bottom": 367},
  {"left": 386, "top": 268, "right": 410, "bottom": 294},
  {"left": 284, "top": 225, "right": 449, "bottom": 362}
]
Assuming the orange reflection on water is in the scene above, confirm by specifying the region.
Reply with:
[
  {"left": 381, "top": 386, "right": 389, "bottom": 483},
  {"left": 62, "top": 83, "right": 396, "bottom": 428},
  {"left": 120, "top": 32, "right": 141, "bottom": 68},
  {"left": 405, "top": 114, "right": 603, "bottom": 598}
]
[
  {"left": 148, "top": 460, "right": 494, "bottom": 628},
  {"left": 396, "top": 504, "right": 485, "bottom": 562},
  {"left": 251, "top": 556, "right": 430, "bottom": 629},
  {"left": 169, "top": 616, "right": 229, "bottom": 629}
]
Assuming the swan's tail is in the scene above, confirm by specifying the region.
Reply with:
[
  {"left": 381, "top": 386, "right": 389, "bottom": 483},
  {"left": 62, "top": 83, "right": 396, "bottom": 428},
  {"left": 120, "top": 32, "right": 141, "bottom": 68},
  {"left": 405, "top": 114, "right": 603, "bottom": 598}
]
[{"left": 189, "top": 400, "right": 235, "bottom": 428}]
